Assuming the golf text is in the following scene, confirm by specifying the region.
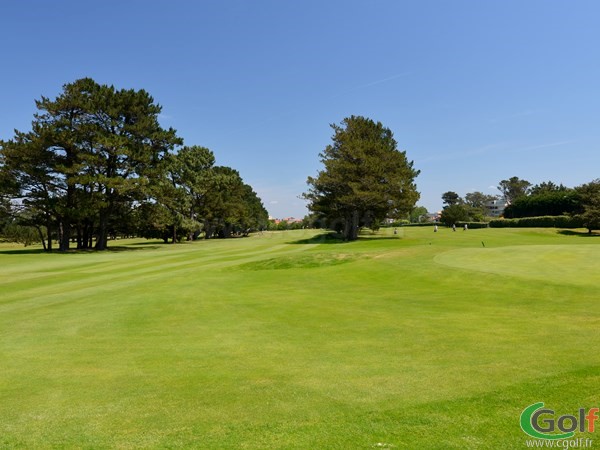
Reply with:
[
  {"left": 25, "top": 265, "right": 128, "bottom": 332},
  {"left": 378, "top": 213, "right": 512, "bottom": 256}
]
[{"left": 521, "top": 403, "right": 599, "bottom": 440}]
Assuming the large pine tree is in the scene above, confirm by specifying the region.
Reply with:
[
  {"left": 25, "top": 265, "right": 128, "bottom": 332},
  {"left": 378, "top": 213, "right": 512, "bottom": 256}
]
[
  {"left": 304, "top": 116, "right": 420, "bottom": 241},
  {"left": 1, "top": 78, "right": 182, "bottom": 250}
]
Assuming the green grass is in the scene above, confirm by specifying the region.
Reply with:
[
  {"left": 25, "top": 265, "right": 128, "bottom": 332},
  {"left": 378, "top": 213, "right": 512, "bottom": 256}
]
[{"left": 1, "top": 227, "right": 599, "bottom": 448}]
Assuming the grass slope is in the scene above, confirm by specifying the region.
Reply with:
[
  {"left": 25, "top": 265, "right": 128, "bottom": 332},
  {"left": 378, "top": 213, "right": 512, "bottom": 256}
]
[{"left": 0, "top": 227, "right": 599, "bottom": 448}]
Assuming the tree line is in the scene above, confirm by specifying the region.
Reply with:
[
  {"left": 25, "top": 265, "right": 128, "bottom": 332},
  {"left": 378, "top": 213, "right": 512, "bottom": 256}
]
[
  {"left": 440, "top": 176, "right": 600, "bottom": 233},
  {"left": 0, "top": 78, "right": 268, "bottom": 251}
]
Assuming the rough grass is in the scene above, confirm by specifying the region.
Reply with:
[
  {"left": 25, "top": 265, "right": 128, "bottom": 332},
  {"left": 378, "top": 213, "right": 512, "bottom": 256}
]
[{"left": 0, "top": 227, "right": 599, "bottom": 448}]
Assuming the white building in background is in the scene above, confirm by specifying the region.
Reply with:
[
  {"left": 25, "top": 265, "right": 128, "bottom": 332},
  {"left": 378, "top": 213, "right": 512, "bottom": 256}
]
[{"left": 485, "top": 197, "right": 508, "bottom": 217}]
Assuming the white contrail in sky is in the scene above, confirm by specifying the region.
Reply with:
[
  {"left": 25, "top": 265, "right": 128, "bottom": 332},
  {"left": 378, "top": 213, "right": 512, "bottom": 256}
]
[
  {"left": 351, "top": 72, "right": 412, "bottom": 90},
  {"left": 227, "top": 72, "right": 412, "bottom": 134},
  {"left": 331, "top": 72, "right": 412, "bottom": 98}
]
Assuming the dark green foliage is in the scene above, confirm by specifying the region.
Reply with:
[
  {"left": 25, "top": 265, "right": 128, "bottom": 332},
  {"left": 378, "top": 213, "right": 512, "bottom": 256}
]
[
  {"left": 440, "top": 204, "right": 470, "bottom": 226},
  {"left": 201, "top": 166, "right": 268, "bottom": 238},
  {"left": 409, "top": 205, "right": 429, "bottom": 223},
  {"left": 0, "top": 79, "right": 268, "bottom": 249},
  {"left": 0, "top": 197, "right": 12, "bottom": 234},
  {"left": 1, "top": 78, "right": 182, "bottom": 250},
  {"left": 464, "top": 191, "right": 497, "bottom": 208},
  {"left": 455, "top": 221, "right": 489, "bottom": 229},
  {"left": 498, "top": 176, "right": 531, "bottom": 203},
  {"left": 464, "top": 191, "right": 497, "bottom": 220},
  {"left": 489, "top": 216, "right": 584, "bottom": 228},
  {"left": 503, "top": 190, "right": 582, "bottom": 218},
  {"left": 1, "top": 223, "right": 42, "bottom": 246},
  {"left": 304, "top": 116, "right": 420, "bottom": 241},
  {"left": 530, "top": 181, "right": 569, "bottom": 195},
  {"left": 575, "top": 179, "right": 600, "bottom": 233},
  {"left": 441, "top": 191, "right": 461, "bottom": 206}
]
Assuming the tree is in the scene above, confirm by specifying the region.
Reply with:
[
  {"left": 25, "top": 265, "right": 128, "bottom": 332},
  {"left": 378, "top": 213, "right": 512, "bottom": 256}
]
[
  {"left": 410, "top": 205, "right": 429, "bottom": 223},
  {"left": 441, "top": 191, "right": 461, "bottom": 207},
  {"left": 576, "top": 179, "right": 600, "bottom": 234},
  {"left": 1, "top": 128, "right": 61, "bottom": 251},
  {"left": 155, "top": 145, "right": 216, "bottom": 243},
  {"left": 0, "top": 198, "right": 10, "bottom": 234},
  {"left": 464, "top": 191, "right": 497, "bottom": 208},
  {"left": 199, "top": 166, "right": 268, "bottom": 238},
  {"left": 304, "top": 116, "right": 420, "bottom": 241},
  {"left": 440, "top": 204, "right": 470, "bottom": 226},
  {"left": 530, "top": 181, "right": 568, "bottom": 196},
  {"left": 1, "top": 78, "right": 182, "bottom": 250},
  {"left": 0, "top": 155, "right": 18, "bottom": 235},
  {"left": 498, "top": 176, "right": 531, "bottom": 204}
]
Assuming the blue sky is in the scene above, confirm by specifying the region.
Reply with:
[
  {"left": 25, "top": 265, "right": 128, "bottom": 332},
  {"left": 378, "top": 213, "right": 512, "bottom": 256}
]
[{"left": 1, "top": 1, "right": 599, "bottom": 218}]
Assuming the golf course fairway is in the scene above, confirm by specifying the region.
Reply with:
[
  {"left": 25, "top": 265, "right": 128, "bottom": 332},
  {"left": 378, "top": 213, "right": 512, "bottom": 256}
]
[{"left": 1, "top": 227, "right": 599, "bottom": 448}]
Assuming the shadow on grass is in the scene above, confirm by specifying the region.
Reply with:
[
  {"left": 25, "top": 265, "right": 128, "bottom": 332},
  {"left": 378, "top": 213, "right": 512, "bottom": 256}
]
[
  {"left": 128, "top": 241, "right": 166, "bottom": 246},
  {"left": 557, "top": 230, "right": 600, "bottom": 238},
  {"left": 0, "top": 244, "right": 162, "bottom": 255},
  {"left": 290, "top": 232, "right": 400, "bottom": 245},
  {"left": 105, "top": 245, "right": 162, "bottom": 252},
  {"left": 0, "top": 248, "right": 50, "bottom": 255},
  {"left": 290, "top": 232, "right": 345, "bottom": 245}
]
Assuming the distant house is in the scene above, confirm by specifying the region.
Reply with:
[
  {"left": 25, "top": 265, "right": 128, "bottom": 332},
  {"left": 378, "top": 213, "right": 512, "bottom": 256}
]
[
  {"left": 269, "top": 216, "right": 303, "bottom": 225},
  {"left": 284, "top": 217, "right": 303, "bottom": 224},
  {"left": 485, "top": 197, "right": 507, "bottom": 217},
  {"left": 427, "top": 212, "right": 441, "bottom": 222}
]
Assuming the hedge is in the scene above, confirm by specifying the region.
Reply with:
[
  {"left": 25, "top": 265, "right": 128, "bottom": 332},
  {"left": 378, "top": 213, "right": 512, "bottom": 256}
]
[
  {"left": 455, "top": 221, "right": 489, "bottom": 229},
  {"left": 400, "top": 222, "right": 437, "bottom": 227},
  {"left": 488, "top": 215, "right": 583, "bottom": 228}
]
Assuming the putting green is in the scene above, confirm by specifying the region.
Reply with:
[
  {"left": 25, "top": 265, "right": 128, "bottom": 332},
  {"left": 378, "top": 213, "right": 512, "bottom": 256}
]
[{"left": 435, "top": 244, "right": 600, "bottom": 287}]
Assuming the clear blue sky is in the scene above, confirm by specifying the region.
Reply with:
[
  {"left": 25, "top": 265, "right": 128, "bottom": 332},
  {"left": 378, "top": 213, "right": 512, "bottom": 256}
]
[{"left": 1, "top": 0, "right": 599, "bottom": 218}]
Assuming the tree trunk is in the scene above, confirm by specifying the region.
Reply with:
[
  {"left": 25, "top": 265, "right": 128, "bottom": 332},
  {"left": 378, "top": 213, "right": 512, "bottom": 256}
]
[
  {"left": 343, "top": 210, "right": 360, "bottom": 241},
  {"left": 95, "top": 215, "right": 109, "bottom": 250},
  {"left": 222, "top": 224, "right": 232, "bottom": 239},
  {"left": 76, "top": 226, "right": 83, "bottom": 249},
  {"left": 46, "top": 216, "right": 53, "bottom": 252},
  {"left": 59, "top": 219, "right": 71, "bottom": 251},
  {"left": 204, "top": 220, "right": 213, "bottom": 239},
  {"left": 36, "top": 226, "right": 47, "bottom": 251}
]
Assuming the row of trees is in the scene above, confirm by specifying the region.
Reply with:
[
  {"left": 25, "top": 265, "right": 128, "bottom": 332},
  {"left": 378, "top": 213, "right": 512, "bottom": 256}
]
[
  {"left": 439, "top": 190, "right": 499, "bottom": 225},
  {"left": 440, "top": 176, "right": 600, "bottom": 233},
  {"left": 0, "top": 78, "right": 268, "bottom": 251},
  {"left": 501, "top": 177, "right": 600, "bottom": 233}
]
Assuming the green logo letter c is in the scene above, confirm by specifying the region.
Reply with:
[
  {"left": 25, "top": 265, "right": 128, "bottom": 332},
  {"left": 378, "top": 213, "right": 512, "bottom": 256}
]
[{"left": 520, "top": 402, "right": 575, "bottom": 440}]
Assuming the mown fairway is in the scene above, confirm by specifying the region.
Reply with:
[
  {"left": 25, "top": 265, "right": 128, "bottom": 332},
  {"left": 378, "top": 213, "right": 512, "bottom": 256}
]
[{"left": 1, "top": 227, "right": 599, "bottom": 449}]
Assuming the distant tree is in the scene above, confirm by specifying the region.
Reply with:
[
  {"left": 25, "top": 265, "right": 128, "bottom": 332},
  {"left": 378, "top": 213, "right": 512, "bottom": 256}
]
[
  {"left": 440, "top": 204, "right": 470, "bottom": 226},
  {"left": 464, "top": 191, "right": 497, "bottom": 208},
  {"left": 576, "top": 179, "right": 600, "bottom": 233},
  {"left": 441, "top": 191, "right": 462, "bottom": 207},
  {"left": 498, "top": 176, "right": 531, "bottom": 204},
  {"left": 304, "top": 116, "right": 420, "bottom": 241},
  {"left": 200, "top": 166, "right": 268, "bottom": 239},
  {"left": 464, "top": 191, "right": 498, "bottom": 220},
  {"left": 410, "top": 205, "right": 429, "bottom": 223},
  {"left": 530, "top": 181, "right": 568, "bottom": 196},
  {"left": 1, "top": 223, "right": 41, "bottom": 246},
  {"left": 159, "top": 145, "right": 216, "bottom": 242}
]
